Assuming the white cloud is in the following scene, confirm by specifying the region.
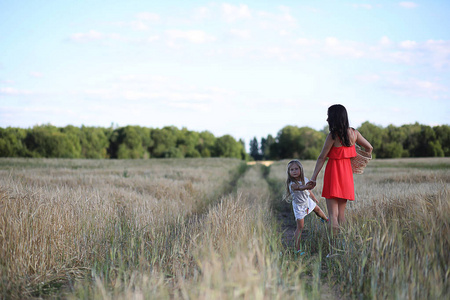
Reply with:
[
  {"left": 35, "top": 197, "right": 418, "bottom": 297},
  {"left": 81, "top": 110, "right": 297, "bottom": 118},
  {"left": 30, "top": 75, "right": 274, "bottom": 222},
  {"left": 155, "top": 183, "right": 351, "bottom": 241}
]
[
  {"left": 193, "top": 6, "right": 211, "bottom": 20},
  {"left": 399, "top": 40, "right": 417, "bottom": 49},
  {"left": 352, "top": 4, "right": 373, "bottom": 9},
  {"left": 375, "top": 39, "right": 450, "bottom": 67},
  {"left": 115, "top": 12, "right": 160, "bottom": 31},
  {"left": 169, "top": 102, "right": 209, "bottom": 111},
  {"left": 136, "top": 12, "right": 160, "bottom": 22},
  {"left": 70, "top": 30, "right": 104, "bottom": 42},
  {"left": 69, "top": 30, "right": 122, "bottom": 42},
  {"left": 115, "top": 13, "right": 159, "bottom": 31},
  {"left": 0, "top": 79, "right": 15, "bottom": 84},
  {"left": 221, "top": 3, "right": 251, "bottom": 22},
  {"left": 229, "top": 29, "right": 251, "bottom": 39},
  {"left": 129, "top": 20, "right": 149, "bottom": 31},
  {"left": 399, "top": 2, "right": 418, "bottom": 9},
  {"left": 146, "top": 35, "right": 160, "bottom": 42},
  {"left": 383, "top": 77, "right": 448, "bottom": 99},
  {"left": 29, "top": 71, "right": 43, "bottom": 78},
  {"left": 0, "top": 87, "right": 33, "bottom": 96},
  {"left": 256, "top": 5, "right": 297, "bottom": 30},
  {"left": 166, "top": 29, "right": 216, "bottom": 44},
  {"left": 324, "top": 37, "right": 365, "bottom": 58},
  {"left": 424, "top": 39, "right": 450, "bottom": 68},
  {"left": 79, "top": 74, "right": 234, "bottom": 115},
  {"left": 356, "top": 73, "right": 381, "bottom": 83},
  {"left": 379, "top": 36, "right": 391, "bottom": 46},
  {"left": 295, "top": 38, "right": 317, "bottom": 46}
]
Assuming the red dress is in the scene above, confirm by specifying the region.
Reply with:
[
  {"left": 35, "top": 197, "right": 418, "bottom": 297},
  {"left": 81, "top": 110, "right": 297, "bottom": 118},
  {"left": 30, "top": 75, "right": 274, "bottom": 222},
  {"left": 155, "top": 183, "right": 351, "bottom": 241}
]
[{"left": 322, "top": 145, "right": 357, "bottom": 200}]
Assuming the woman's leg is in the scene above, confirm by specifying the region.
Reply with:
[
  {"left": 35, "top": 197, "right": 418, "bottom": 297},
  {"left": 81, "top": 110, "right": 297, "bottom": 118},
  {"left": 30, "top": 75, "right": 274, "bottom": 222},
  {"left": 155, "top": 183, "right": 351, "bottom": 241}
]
[
  {"left": 326, "top": 198, "right": 343, "bottom": 257},
  {"left": 336, "top": 198, "right": 348, "bottom": 225},
  {"left": 326, "top": 198, "right": 339, "bottom": 236},
  {"left": 294, "top": 218, "right": 304, "bottom": 251}
]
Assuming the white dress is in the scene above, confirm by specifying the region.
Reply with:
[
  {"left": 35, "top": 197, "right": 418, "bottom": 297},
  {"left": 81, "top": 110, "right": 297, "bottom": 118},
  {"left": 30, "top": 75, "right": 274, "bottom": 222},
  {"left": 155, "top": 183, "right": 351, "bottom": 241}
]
[{"left": 289, "top": 177, "right": 317, "bottom": 220}]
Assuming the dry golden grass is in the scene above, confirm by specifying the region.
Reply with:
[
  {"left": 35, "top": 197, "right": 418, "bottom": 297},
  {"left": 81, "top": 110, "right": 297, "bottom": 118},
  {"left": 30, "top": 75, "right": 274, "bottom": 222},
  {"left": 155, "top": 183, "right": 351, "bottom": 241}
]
[
  {"left": 0, "top": 158, "right": 244, "bottom": 298},
  {"left": 267, "top": 157, "right": 449, "bottom": 299},
  {"left": 1, "top": 157, "right": 448, "bottom": 299}
]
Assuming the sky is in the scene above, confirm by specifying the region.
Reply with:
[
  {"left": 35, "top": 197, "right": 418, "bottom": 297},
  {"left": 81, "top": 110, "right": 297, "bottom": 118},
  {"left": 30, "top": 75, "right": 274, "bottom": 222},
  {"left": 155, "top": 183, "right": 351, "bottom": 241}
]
[{"left": 1, "top": 0, "right": 449, "bottom": 149}]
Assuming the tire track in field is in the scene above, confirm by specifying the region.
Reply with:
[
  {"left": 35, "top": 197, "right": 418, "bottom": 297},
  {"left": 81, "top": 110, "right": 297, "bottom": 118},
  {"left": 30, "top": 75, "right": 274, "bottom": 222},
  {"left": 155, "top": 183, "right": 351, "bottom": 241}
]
[{"left": 261, "top": 162, "right": 344, "bottom": 300}]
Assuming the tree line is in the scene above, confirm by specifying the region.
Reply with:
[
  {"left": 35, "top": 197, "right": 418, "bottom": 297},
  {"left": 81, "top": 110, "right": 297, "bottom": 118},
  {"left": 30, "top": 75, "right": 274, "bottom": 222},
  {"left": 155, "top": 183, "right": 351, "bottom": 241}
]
[
  {"left": 249, "top": 122, "right": 449, "bottom": 160},
  {"left": 0, "top": 125, "right": 248, "bottom": 159},
  {"left": 0, "top": 122, "right": 448, "bottom": 160}
]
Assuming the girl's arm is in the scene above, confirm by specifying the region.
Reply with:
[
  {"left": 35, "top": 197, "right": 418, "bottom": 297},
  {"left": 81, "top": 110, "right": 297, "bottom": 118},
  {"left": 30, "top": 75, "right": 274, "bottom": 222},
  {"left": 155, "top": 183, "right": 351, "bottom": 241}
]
[
  {"left": 291, "top": 182, "right": 308, "bottom": 191},
  {"left": 309, "top": 190, "right": 319, "bottom": 204},
  {"left": 309, "top": 133, "right": 334, "bottom": 184}
]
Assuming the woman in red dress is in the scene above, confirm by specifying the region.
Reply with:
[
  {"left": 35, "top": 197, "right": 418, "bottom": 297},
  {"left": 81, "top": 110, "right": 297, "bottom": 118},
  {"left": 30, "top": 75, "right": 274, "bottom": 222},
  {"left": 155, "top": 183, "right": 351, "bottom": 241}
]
[{"left": 308, "top": 105, "right": 372, "bottom": 240}]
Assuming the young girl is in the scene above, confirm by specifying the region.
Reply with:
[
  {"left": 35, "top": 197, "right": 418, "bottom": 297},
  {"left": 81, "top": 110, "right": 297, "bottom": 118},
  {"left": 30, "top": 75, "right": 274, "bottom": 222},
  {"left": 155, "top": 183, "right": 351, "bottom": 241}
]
[{"left": 286, "top": 159, "right": 328, "bottom": 255}]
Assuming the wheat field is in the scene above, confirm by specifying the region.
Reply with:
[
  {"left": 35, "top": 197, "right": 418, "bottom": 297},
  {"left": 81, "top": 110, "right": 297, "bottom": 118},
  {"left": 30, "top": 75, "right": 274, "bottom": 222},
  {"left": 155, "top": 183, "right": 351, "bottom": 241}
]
[{"left": 0, "top": 157, "right": 449, "bottom": 299}]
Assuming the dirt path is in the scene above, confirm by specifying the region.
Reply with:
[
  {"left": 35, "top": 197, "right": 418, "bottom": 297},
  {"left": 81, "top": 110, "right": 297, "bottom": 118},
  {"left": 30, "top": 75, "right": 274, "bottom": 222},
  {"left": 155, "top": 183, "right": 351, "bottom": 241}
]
[{"left": 262, "top": 164, "right": 345, "bottom": 300}]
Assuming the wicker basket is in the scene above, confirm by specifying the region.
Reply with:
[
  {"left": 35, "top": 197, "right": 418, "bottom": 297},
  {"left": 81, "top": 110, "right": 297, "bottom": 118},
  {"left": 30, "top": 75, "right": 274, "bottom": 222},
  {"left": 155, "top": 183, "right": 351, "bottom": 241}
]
[{"left": 351, "top": 145, "right": 372, "bottom": 174}]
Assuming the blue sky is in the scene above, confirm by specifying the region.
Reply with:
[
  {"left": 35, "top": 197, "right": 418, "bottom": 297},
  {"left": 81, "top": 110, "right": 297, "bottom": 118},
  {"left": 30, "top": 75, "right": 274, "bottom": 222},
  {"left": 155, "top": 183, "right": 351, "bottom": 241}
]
[{"left": 1, "top": 0, "right": 449, "bottom": 148}]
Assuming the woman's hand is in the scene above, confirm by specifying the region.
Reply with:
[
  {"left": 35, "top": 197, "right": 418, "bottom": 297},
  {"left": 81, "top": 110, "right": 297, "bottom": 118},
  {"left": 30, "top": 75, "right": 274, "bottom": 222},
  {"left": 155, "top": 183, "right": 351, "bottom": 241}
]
[{"left": 306, "top": 181, "right": 316, "bottom": 190}]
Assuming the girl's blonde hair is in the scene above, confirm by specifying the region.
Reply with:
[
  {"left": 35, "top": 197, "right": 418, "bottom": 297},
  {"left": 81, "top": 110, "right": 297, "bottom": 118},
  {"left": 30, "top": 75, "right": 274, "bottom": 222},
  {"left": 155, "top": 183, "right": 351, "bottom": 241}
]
[{"left": 284, "top": 160, "right": 305, "bottom": 202}]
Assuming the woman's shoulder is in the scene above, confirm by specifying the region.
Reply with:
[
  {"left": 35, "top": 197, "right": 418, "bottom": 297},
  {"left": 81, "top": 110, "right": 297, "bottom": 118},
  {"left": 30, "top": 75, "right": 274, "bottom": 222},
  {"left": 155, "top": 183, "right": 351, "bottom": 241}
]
[{"left": 348, "top": 127, "right": 358, "bottom": 145}]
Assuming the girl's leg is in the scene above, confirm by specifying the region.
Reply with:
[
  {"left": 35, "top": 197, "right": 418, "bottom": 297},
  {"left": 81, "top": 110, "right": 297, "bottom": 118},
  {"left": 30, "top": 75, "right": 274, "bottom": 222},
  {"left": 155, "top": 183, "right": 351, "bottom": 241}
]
[
  {"left": 313, "top": 205, "right": 328, "bottom": 221},
  {"left": 294, "top": 218, "right": 304, "bottom": 251}
]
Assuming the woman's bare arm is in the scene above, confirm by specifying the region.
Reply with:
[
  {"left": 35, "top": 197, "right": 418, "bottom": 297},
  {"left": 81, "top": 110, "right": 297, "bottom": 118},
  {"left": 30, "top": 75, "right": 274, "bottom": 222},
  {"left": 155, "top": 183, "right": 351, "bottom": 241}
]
[
  {"left": 310, "top": 133, "right": 334, "bottom": 183},
  {"left": 355, "top": 130, "right": 373, "bottom": 153}
]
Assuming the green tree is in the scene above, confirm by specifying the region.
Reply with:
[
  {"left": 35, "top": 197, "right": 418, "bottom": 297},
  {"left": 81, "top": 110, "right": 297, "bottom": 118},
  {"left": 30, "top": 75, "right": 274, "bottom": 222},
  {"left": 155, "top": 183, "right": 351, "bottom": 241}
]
[
  {"left": 196, "top": 131, "right": 216, "bottom": 157},
  {"left": 383, "top": 125, "right": 407, "bottom": 158},
  {"left": 79, "top": 126, "right": 109, "bottom": 158},
  {"left": 239, "top": 139, "right": 250, "bottom": 161},
  {"left": 382, "top": 142, "right": 404, "bottom": 158},
  {"left": 434, "top": 125, "right": 450, "bottom": 156},
  {"left": 177, "top": 128, "right": 201, "bottom": 158},
  {"left": 249, "top": 137, "right": 261, "bottom": 161},
  {"left": 108, "top": 126, "right": 144, "bottom": 159},
  {"left": 25, "top": 124, "right": 81, "bottom": 158},
  {"left": 274, "top": 126, "right": 305, "bottom": 159},
  {"left": 261, "top": 135, "right": 275, "bottom": 160},
  {"left": 298, "top": 127, "right": 325, "bottom": 159},
  {"left": 357, "top": 122, "right": 385, "bottom": 158},
  {"left": 150, "top": 126, "right": 179, "bottom": 158},
  {"left": 214, "top": 135, "right": 242, "bottom": 158},
  {"left": 117, "top": 126, "right": 144, "bottom": 159},
  {"left": 60, "top": 125, "right": 82, "bottom": 158},
  {"left": 401, "top": 123, "right": 422, "bottom": 157},
  {"left": 134, "top": 126, "right": 153, "bottom": 158},
  {"left": 0, "top": 127, "right": 28, "bottom": 157}
]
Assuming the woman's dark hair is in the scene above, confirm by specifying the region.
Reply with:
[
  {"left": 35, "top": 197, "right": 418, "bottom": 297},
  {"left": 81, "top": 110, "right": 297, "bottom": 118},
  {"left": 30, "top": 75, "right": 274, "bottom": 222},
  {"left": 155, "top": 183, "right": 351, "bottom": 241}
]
[{"left": 327, "top": 104, "right": 351, "bottom": 147}]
